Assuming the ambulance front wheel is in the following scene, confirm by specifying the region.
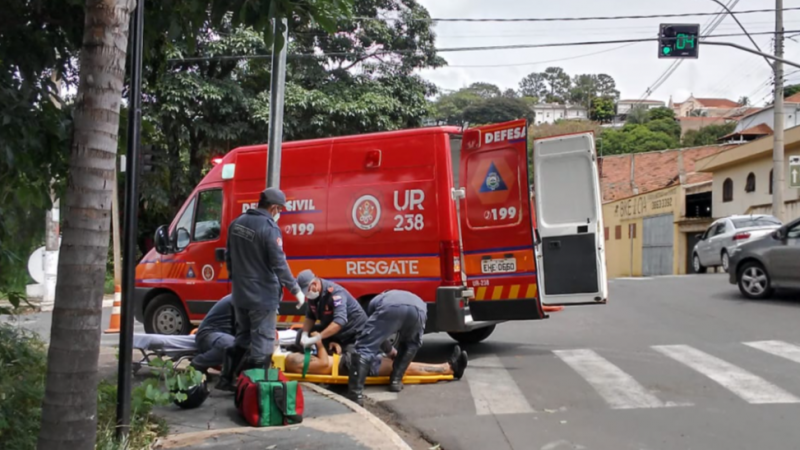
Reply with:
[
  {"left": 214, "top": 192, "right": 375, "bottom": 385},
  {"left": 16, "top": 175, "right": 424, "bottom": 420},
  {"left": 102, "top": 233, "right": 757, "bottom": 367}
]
[
  {"left": 144, "top": 293, "right": 192, "bottom": 335},
  {"left": 447, "top": 325, "right": 495, "bottom": 345}
]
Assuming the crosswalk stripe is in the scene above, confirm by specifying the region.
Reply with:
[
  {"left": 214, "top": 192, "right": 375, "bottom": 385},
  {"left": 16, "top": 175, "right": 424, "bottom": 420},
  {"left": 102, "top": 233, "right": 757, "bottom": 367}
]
[
  {"left": 465, "top": 354, "right": 535, "bottom": 416},
  {"left": 553, "top": 349, "right": 667, "bottom": 409},
  {"left": 744, "top": 340, "right": 800, "bottom": 365},
  {"left": 653, "top": 344, "right": 800, "bottom": 404}
]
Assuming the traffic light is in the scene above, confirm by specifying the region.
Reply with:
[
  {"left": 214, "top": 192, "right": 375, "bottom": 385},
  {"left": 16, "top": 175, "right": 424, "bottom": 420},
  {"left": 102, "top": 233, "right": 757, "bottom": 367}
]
[
  {"left": 659, "top": 24, "right": 700, "bottom": 59},
  {"left": 140, "top": 144, "right": 155, "bottom": 174}
]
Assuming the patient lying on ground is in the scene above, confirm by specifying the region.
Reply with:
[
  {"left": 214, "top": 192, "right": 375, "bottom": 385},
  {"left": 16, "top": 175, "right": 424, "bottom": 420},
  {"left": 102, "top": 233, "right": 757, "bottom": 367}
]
[{"left": 284, "top": 332, "right": 468, "bottom": 379}]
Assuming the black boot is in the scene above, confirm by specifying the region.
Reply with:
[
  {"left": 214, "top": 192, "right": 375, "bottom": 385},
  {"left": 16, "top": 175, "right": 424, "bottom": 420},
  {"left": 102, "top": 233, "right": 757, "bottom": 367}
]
[
  {"left": 388, "top": 345, "right": 417, "bottom": 393},
  {"left": 346, "top": 352, "right": 371, "bottom": 406},
  {"left": 447, "top": 345, "right": 468, "bottom": 380},
  {"left": 215, "top": 347, "right": 238, "bottom": 392}
]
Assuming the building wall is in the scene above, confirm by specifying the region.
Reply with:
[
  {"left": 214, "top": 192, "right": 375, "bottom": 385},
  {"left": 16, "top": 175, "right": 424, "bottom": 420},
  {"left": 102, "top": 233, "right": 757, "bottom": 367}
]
[
  {"left": 734, "top": 104, "right": 800, "bottom": 133},
  {"left": 618, "top": 101, "right": 665, "bottom": 115},
  {"left": 602, "top": 186, "right": 682, "bottom": 278},
  {"left": 710, "top": 149, "right": 800, "bottom": 219},
  {"left": 532, "top": 105, "right": 587, "bottom": 125}
]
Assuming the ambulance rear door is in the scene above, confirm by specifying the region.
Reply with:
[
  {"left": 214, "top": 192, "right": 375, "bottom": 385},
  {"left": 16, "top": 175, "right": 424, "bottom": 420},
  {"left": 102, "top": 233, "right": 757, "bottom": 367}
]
[
  {"left": 455, "top": 119, "right": 544, "bottom": 322},
  {"left": 532, "top": 132, "right": 608, "bottom": 306}
]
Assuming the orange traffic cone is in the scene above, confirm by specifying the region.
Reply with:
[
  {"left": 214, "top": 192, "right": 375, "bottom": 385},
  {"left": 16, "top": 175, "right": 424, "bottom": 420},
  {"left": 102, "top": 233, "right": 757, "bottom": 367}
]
[{"left": 104, "top": 284, "right": 122, "bottom": 334}]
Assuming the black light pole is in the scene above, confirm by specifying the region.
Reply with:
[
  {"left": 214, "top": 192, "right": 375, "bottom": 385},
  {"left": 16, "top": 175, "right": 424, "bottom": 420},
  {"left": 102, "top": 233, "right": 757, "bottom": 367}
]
[{"left": 116, "top": 0, "right": 144, "bottom": 440}]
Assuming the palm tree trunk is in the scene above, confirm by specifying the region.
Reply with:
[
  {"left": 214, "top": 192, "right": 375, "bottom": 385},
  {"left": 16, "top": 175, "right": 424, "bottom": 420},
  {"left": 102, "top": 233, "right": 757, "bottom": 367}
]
[{"left": 37, "top": 1, "right": 134, "bottom": 449}]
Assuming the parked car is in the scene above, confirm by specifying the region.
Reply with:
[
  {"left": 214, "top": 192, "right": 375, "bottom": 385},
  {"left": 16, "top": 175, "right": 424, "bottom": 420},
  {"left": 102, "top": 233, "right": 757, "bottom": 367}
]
[
  {"left": 728, "top": 216, "right": 800, "bottom": 299},
  {"left": 692, "top": 215, "right": 782, "bottom": 273}
]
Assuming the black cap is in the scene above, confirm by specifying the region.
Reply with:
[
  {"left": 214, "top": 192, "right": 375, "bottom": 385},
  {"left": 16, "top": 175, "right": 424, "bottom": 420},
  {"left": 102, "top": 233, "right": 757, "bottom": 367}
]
[{"left": 260, "top": 187, "right": 287, "bottom": 207}]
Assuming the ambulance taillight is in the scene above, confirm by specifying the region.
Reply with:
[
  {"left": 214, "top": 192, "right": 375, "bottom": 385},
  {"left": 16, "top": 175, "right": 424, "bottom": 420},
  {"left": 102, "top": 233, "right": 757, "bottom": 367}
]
[{"left": 439, "top": 240, "right": 462, "bottom": 286}]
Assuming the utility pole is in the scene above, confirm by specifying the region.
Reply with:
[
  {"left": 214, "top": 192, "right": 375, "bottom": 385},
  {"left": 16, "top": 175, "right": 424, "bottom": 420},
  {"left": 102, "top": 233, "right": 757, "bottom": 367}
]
[
  {"left": 266, "top": 18, "right": 289, "bottom": 189},
  {"left": 773, "top": 0, "right": 786, "bottom": 222},
  {"left": 43, "top": 73, "right": 62, "bottom": 312}
]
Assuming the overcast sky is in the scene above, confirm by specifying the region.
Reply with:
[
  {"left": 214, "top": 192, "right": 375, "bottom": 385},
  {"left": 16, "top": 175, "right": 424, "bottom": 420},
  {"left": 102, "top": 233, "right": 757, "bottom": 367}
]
[{"left": 415, "top": 0, "right": 800, "bottom": 106}]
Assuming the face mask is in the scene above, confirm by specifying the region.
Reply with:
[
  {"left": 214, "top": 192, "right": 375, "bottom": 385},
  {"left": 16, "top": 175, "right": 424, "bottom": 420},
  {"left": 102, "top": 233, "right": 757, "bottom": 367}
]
[
  {"left": 272, "top": 212, "right": 280, "bottom": 222},
  {"left": 306, "top": 290, "right": 319, "bottom": 300}
]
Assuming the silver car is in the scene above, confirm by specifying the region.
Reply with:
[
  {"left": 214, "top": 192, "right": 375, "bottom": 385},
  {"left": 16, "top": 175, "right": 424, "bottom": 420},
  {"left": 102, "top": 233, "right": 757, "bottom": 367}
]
[{"left": 692, "top": 214, "right": 782, "bottom": 273}]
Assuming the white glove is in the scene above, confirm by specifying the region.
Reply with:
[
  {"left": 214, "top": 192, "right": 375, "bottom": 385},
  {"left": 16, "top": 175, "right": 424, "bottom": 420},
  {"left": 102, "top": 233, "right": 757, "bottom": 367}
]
[
  {"left": 300, "top": 333, "right": 320, "bottom": 348},
  {"left": 295, "top": 291, "right": 306, "bottom": 309}
]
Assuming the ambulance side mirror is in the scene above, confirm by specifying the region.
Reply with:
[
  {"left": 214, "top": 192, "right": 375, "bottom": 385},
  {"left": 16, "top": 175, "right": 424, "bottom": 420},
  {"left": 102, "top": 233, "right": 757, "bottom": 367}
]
[{"left": 154, "top": 225, "right": 172, "bottom": 255}]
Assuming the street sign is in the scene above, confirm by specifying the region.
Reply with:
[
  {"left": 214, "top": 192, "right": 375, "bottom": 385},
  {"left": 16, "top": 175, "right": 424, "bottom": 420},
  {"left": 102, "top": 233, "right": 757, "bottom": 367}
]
[
  {"left": 659, "top": 24, "right": 700, "bottom": 59},
  {"left": 790, "top": 156, "right": 800, "bottom": 188}
]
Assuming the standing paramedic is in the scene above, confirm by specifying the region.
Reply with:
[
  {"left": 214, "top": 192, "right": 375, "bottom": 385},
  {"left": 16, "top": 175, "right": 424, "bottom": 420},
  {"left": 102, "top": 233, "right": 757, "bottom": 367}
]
[
  {"left": 347, "top": 290, "right": 427, "bottom": 406},
  {"left": 225, "top": 187, "right": 305, "bottom": 372},
  {"left": 295, "top": 269, "right": 368, "bottom": 353}
]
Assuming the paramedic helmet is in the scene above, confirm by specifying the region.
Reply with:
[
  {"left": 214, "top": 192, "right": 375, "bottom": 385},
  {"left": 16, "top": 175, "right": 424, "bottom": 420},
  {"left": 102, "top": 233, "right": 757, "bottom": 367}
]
[{"left": 172, "top": 376, "right": 210, "bottom": 410}]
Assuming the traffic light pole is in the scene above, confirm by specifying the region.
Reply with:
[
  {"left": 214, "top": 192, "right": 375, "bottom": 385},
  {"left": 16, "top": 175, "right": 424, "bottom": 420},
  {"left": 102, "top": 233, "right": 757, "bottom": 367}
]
[
  {"left": 266, "top": 18, "right": 288, "bottom": 189},
  {"left": 116, "top": 0, "right": 144, "bottom": 440}
]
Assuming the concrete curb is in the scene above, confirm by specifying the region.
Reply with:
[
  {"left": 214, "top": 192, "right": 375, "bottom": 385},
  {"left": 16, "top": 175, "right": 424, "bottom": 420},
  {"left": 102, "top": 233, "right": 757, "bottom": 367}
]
[{"left": 300, "top": 382, "right": 413, "bottom": 450}]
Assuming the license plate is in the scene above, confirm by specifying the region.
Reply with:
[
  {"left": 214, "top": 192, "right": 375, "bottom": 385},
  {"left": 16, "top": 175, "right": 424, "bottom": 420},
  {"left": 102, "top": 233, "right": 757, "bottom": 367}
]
[{"left": 481, "top": 258, "right": 517, "bottom": 274}]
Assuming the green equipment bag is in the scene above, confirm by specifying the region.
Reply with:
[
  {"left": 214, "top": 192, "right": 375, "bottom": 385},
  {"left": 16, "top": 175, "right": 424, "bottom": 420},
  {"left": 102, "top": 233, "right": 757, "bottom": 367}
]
[{"left": 235, "top": 365, "right": 305, "bottom": 427}]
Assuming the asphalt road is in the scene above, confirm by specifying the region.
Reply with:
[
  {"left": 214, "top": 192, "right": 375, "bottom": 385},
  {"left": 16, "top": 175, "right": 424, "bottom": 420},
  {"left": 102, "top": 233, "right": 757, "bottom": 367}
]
[{"left": 367, "top": 274, "right": 800, "bottom": 450}]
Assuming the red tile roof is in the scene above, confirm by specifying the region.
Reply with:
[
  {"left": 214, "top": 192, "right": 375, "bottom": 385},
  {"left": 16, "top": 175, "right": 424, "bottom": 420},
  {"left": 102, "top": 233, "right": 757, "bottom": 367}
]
[
  {"left": 694, "top": 98, "right": 740, "bottom": 108},
  {"left": 600, "top": 145, "right": 738, "bottom": 203},
  {"left": 720, "top": 123, "right": 773, "bottom": 140},
  {"left": 785, "top": 92, "right": 800, "bottom": 103}
]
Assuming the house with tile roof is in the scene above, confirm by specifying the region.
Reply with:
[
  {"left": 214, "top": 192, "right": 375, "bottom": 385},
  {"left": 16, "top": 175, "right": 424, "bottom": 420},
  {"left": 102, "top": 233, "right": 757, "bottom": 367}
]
[
  {"left": 730, "top": 92, "right": 800, "bottom": 137},
  {"left": 669, "top": 95, "right": 742, "bottom": 118},
  {"left": 599, "top": 143, "right": 740, "bottom": 277}
]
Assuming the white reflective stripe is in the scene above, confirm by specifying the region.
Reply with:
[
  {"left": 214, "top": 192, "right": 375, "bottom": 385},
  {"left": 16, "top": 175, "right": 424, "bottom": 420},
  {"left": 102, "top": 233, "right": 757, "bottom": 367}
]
[
  {"left": 554, "top": 349, "right": 666, "bottom": 409},
  {"left": 744, "top": 340, "right": 800, "bottom": 365},
  {"left": 112, "top": 306, "right": 122, "bottom": 314},
  {"left": 466, "top": 354, "right": 534, "bottom": 415},
  {"left": 654, "top": 344, "right": 800, "bottom": 404}
]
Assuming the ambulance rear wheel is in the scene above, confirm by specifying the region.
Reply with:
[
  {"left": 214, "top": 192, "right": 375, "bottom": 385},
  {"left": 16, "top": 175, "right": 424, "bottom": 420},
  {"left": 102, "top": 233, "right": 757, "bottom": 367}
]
[
  {"left": 447, "top": 325, "right": 495, "bottom": 345},
  {"left": 144, "top": 294, "right": 191, "bottom": 335}
]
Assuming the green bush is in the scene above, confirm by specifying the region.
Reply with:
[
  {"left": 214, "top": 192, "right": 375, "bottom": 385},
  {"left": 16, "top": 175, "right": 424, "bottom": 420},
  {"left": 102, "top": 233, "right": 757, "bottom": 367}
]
[
  {"left": 0, "top": 324, "right": 47, "bottom": 450},
  {"left": 0, "top": 323, "right": 171, "bottom": 450}
]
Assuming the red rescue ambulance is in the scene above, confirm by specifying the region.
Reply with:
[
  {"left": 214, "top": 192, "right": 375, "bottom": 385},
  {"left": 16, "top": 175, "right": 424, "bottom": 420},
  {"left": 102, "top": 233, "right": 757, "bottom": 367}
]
[{"left": 134, "top": 119, "right": 607, "bottom": 344}]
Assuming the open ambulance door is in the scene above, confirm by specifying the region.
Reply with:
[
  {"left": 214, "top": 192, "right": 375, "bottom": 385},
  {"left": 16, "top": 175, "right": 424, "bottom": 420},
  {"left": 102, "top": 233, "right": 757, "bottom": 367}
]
[
  {"left": 532, "top": 132, "right": 608, "bottom": 306},
  {"left": 454, "top": 119, "right": 545, "bottom": 324}
]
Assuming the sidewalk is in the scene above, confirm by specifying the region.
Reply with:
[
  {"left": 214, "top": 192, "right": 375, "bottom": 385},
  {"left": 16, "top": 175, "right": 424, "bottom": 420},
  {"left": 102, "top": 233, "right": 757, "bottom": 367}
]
[{"left": 153, "top": 382, "right": 412, "bottom": 450}]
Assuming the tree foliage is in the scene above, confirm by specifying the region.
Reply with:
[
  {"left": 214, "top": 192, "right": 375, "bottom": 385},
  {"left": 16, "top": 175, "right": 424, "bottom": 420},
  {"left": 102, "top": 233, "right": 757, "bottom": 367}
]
[
  {"left": 599, "top": 125, "right": 678, "bottom": 156},
  {"left": 138, "top": 0, "right": 443, "bottom": 234},
  {"left": 462, "top": 97, "right": 533, "bottom": 125},
  {"left": 683, "top": 122, "right": 737, "bottom": 147},
  {"left": 590, "top": 97, "right": 616, "bottom": 123}
]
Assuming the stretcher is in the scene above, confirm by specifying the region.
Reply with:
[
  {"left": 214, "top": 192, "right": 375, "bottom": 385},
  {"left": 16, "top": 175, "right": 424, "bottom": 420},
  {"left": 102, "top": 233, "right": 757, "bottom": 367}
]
[
  {"left": 270, "top": 351, "right": 454, "bottom": 385},
  {"left": 131, "top": 330, "right": 299, "bottom": 374},
  {"left": 131, "top": 330, "right": 454, "bottom": 386}
]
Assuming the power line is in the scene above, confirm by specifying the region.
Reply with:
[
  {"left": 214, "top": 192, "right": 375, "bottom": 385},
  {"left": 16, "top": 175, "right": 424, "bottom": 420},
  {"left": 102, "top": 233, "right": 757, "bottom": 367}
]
[
  {"left": 447, "top": 42, "right": 641, "bottom": 68},
  {"left": 353, "top": 7, "right": 800, "bottom": 23},
  {"left": 167, "top": 29, "right": 800, "bottom": 63}
]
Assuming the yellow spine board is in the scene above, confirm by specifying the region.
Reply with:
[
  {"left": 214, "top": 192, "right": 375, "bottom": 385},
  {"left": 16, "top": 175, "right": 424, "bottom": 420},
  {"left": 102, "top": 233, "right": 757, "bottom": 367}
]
[{"left": 271, "top": 353, "right": 454, "bottom": 385}]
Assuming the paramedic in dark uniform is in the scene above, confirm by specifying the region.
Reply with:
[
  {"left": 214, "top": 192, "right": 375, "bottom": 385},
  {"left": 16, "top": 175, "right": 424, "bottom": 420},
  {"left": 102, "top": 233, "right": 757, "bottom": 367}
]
[
  {"left": 189, "top": 294, "right": 240, "bottom": 391},
  {"left": 226, "top": 187, "right": 305, "bottom": 372},
  {"left": 346, "top": 290, "right": 427, "bottom": 406},
  {"left": 295, "top": 269, "right": 368, "bottom": 353}
]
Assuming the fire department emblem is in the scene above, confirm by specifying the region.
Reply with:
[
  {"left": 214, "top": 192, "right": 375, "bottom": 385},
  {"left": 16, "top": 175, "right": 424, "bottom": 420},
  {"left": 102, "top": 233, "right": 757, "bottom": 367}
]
[
  {"left": 202, "top": 264, "right": 215, "bottom": 281},
  {"left": 352, "top": 195, "right": 381, "bottom": 230}
]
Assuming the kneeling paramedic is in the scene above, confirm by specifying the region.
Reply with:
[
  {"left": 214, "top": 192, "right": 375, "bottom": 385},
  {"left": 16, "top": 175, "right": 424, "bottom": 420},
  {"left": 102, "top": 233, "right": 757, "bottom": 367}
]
[
  {"left": 347, "top": 290, "right": 427, "bottom": 405},
  {"left": 190, "top": 295, "right": 235, "bottom": 380},
  {"left": 296, "top": 269, "right": 368, "bottom": 353},
  {"left": 226, "top": 187, "right": 305, "bottom": 374}
]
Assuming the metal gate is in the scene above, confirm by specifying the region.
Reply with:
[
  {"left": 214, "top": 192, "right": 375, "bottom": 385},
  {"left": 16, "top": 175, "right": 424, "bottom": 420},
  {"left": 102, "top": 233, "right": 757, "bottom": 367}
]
[{"left": 642, "top": 214, "right": 674, "bottom": 276}]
